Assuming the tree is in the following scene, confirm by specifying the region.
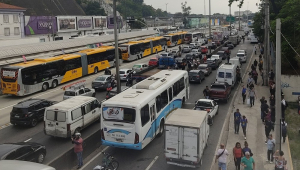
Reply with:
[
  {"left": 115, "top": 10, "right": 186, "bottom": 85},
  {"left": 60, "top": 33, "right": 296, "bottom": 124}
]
[
  {"left": 228, "top": 0, "right": 244, "bottom": 8},
  {"left": 174, "top": 12, "right": 183, "bottom": 17},
  {"left": 181, "top": 1, "right": 191, "bottom": 27},
  {"left": 129, "top": 18, "right": 146, "bottom": 29},
  {"left": 76, "top": 0, "right": 106, "bottom": 15}
]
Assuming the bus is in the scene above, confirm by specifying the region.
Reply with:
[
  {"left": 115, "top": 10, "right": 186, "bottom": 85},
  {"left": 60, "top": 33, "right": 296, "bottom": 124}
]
[
  {"left": 164, "top": 31, "right": 187, "bottom": 47},
  {"left": 145, "top": 36, "right": 167, "bottom": 53},
  {"left": 100, "top": 70, "right": 190, "bottom": 150},
  {"left": 0, "top": 46, "right": 121, "bottom": 96},
  {"left": 184, "top": 32, "right": 203, "bottom": 43}
]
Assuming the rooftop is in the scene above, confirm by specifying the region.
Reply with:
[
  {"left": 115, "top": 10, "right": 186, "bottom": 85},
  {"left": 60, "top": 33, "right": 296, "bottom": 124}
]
[{"left": 0, "top": 2, "right": 26, "bottom": 10}]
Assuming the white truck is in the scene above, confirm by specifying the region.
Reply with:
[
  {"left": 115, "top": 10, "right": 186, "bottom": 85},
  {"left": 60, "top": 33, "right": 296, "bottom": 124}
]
[
  {"left": 216, "top": 63, "right": 237, "bottom": 86},
  {"left": 229, "top": 35, "right": 238, "bottom": 47},
  {"left": 164, "top": 109, "right": 209, "bottom": 168}
]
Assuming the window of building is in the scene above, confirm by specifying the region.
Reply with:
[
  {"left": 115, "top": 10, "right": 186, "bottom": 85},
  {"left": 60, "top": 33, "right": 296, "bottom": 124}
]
[
  {"left": 55, "top": 37, "right": 63, "bottom": 41},
  {"left": 4, "top": 28, "right": 10, "bottom": 36},
  {"left": 13, "top": 15, "right": 18, "bottom": 23},
  {"left": 14, "top": 27, "right": 20, "bottom": 35},
  {"left": 3, "top": 15, "right": 9, "bottom": 23},
  {"left": 40, "top": 38, "right": 45, "bottom": 42}
]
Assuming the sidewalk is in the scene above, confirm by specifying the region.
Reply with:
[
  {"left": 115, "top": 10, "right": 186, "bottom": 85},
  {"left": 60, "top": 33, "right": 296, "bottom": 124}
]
[{"left": 225, "top": 55, "right": 293, "bottom": 169}]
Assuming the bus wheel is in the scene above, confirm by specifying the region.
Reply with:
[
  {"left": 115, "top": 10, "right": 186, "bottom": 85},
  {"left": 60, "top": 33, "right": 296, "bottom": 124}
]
[
  {"left": 94, "top": 67, "right": 98, "bottom": 74},
  {"left": 155, "top": 50, "right": 158, "bottom": 54},
  {"left": 158, "top": 120, "right": 164, "bottom": 137},
  {"left": 51, "top": 80, "right": 58, "bottom": 88},
  {"left": 42, "top": 83, "right": 49, "bottom": 91}
]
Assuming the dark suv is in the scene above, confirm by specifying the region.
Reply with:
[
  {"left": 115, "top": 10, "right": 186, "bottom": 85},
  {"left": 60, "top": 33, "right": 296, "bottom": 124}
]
[{"left": 10, "top": 99, "right": 56, "bottom": 127}]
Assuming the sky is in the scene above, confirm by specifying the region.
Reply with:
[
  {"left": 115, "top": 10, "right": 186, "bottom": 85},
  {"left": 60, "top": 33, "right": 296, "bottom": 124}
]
[{"left": 143, "top": 0, "right": 260, "bottom": 15}]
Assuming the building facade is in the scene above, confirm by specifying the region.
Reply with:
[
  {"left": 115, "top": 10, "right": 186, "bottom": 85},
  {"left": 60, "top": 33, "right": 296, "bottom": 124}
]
[{"left": 234, "top": 10, "right": 252, "bottom": 17}]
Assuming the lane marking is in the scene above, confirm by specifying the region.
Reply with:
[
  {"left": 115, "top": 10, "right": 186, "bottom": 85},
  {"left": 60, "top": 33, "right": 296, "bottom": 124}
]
[
  {"left": 24, "top": 138, "right": 32, "bottom": 142},
  {"left": 145, "top": 156, "right": 159, "bottom": 170},
  {"left": 79, "top": 146, "right": 109, "bottom": 170}
]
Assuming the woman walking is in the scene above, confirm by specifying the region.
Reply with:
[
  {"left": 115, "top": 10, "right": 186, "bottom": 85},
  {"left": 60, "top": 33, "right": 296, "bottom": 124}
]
[
  {"left": 241, "top": 115, "right": 248, "bottom": 140},
  {"left": 233, "top": 142, "right": 243, "bottom": 170},
  {"left": 274, "top": 150, "right": 287, "bottom": 170},
  {"left": 242, "top": 141, "right": 253, "bottom": 156}
]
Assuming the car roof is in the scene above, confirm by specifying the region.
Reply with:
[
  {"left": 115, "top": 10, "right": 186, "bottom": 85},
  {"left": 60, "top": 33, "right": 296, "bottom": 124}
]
[
  {"left": 211, "top": 55, "right": 219, "bottom": 57},
  {"left": 0, "top": 144, "right": 22, "bottom": 158},
  {"left": 46, "top": 96, "right": 97, "bottom": 111},
  {"left": 236, "top": 53, "right": 245, "bottom": 55},
  {"left": 14, "top": 99, "right": 44, "bottom": 108},
  {"left": 217, "top": 51, "right": 225, "bottom": 53},
  {"left": 197, "top": 99, "right": 214, "bottom": 102},
  {"left": 120, "top": 68, "right": 130, "bottom": 71},
  {"left": 189, "top": 70, "right": 200, "bottom": 73},
  {"left": 199, "top": 64, "right": 208, "bottom": 67}
]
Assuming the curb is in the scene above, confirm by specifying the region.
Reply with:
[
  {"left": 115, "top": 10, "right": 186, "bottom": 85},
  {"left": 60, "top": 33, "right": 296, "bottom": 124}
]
[
  {"left": 286, "top": 136, "right": 294, "bottom": 170},
  {"left": 209, "top": 45, "right": 255, "bottom": 170}
]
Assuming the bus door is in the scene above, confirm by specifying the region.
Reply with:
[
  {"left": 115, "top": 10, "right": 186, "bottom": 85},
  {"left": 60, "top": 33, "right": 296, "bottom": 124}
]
[
  {"left": 185, "top": 77, "right": 189, "bottom": 100},
  {"left": 78, "top": 53, "right": 88, "bottom": 76},
  {"left": 149, "top": 104, "right": 156, "bottom": 137}
]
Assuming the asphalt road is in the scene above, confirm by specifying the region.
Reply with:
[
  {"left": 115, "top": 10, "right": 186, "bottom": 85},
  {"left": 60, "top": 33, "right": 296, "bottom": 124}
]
[{"left": 81, "top": 40, "right": 255, "bottom": 170}]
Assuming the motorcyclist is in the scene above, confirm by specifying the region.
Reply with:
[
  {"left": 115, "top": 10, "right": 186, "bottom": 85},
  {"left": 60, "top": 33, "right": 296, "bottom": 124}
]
[
  {"left": 104, "top": 67, "right": 111, "bottom": 75},
  {"left": 126, "top": 70, "right": 134, "bottom": 86}
]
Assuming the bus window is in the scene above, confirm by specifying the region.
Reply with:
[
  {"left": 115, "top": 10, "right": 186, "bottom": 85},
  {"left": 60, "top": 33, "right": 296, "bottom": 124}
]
[
  {"left": 140, "top": 104, "right": 150, "bottom": 126},
  {"left": 65, "top": 57, "right": 82, "bottom": 71},
  {"left": 161, "top": 90, "right": 168, "bottom": 108}
]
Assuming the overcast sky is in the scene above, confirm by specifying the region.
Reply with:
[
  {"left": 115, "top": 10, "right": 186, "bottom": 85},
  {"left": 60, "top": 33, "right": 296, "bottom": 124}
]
[{"left": 144, "top": 0, "right": 259, "bottom": 15}]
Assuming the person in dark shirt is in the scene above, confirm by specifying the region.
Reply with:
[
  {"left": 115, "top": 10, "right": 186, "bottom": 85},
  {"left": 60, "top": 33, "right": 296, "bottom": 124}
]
[
  {"left": 261, "top": 100, "right": 269, "bottom": 122},
  {"left": 234, "top": 109, "right": 242, "bottom": 134},
  {"left": 203, "top": 86, "right": 210, "bottom": 99}
]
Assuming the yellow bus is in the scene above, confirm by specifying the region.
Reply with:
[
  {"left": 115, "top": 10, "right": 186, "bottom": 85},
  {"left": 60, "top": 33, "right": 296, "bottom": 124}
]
[
  {"left": 0, "top": 46, "right": 121, "bottom": 96},
  {"left": 145, "top": 36, "right": 167, "bottom": 53},
  {"left": 164, "top": 31, "right": 187, "bottom": 47}
]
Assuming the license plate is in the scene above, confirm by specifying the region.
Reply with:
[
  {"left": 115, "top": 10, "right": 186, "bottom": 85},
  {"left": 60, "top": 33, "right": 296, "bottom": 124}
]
[
  {"left": 111, "top": 133, "right": 125, "bottom": 139},
  {"left": 15, "top": 115, "right": 19, "bottom": 118}
]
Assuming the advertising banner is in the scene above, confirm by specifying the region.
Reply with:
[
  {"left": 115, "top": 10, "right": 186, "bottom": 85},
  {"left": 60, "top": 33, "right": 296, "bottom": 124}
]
[
  {"left": 102, "top": 107, "right": 124, "bottom": 120},
  {"left": 93, "top": 16, "right": 107, "bottom": 29},
  {"left": 24, "top": 16, "right": 57, "bottom": 35},
  {"left": 77, "top": 16, "right": 93, "bottom": 30},
  {"left": 57, "top": 16, "right": 76, "bottom": 32}
]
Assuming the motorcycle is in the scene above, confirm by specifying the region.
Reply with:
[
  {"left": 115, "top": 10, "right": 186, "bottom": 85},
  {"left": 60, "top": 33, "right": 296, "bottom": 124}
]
[
  {"left": 126, "top": 77, "right": 133, "bottom": 87},
  {"left": 93, "top": 152, "right": 119, "bottom": 170}
]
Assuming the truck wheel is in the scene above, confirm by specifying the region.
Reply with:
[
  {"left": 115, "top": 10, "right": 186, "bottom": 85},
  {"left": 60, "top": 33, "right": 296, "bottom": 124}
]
[{"left": 157, "top": 121, "right": 164, "bottom": 137}]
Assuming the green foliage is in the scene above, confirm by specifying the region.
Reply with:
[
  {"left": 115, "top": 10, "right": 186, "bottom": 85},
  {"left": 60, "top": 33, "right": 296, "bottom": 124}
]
[
  {"left": 228, "top": 0, "right": 244, "bottom": 8},
  {"left": 129, "top": 18, "right": 146, "bottom": 29},
  {"left": 76, "top": 0, "right": 106, "bottom": 16},
  {"left": 181, "top": 1, "right": 191, "bottom": 27}
]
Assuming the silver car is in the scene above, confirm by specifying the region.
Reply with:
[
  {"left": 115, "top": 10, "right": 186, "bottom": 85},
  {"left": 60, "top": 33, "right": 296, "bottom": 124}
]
[
  {"left": 190, "top": 49, "right": 201, "bottom": 57},
  {"left": 198, "top": 64, "right": 212, "bottom": 76},
  {"left": 92, "top": 75, "right": 113, "bottom": 91},
  {"left": 63, "top": 87, "right": 95, "bottom": 100},
  {"left": 132, "top": 63, "right": 148, "bottom": 72},
  {"left": 119, "top": 69, "right": 132, "bottom": 81}
]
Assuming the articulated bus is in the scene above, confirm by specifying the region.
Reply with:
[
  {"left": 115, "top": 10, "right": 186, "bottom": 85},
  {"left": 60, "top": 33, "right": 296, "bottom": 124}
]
[
  {"left": 101, "top": 70, "right": 190, "bottom": 150},
  {"left": 164, "top": 31, "right": 187, "bottom": 47},
  {"left": 0, "top": 46, "right": 121, "bottom": 96},
  {"left": 120, "top": 37, "right": 167, "bottom": 61},
  {"left": 184, "top": 32, "right": 205, "bottom": 43}
]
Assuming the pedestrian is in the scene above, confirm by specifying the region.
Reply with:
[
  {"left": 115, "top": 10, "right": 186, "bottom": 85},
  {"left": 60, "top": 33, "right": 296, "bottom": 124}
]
[
  {"left": 252, "top": 70, "right": 258, "bottom": 85},
  {"left": 234, "top": 109, "right": 241, "bottom": 134},
  {"left": 269, "top": 69, "right": 275, "bottom": 83},
  {"left": 261, "top": 70, "right": 264, "bottom": 86},
  {"left": 248, "top": 87, "right": 256, "bottom": 107},
  {"left": 266, "top": 134, "right": 275, "bottom": 163},
  {"left": 262, "top": 100, "right": 269, "bottom": 122},
  {"left": 242, "top": 85, "right": 247, "bottom": 104},
  {"left": 260, "top": 47, "right": 264, "bottom": 55},
  {"left": 270, "top": 95, "right": 275, "bottom": 122},
  {"left": 265, "top": 109, "right": 272, "bottom": 122},
  {"left": 281, "top": 119, "right": 287, "bottom": 143},
  {"left": 264, "top": 118, "right": 274, "bottom": 143},
  {"left": 72, "top": 133, "right": 83, "bottom": 169},
  {"left": 270, "top": 82, "right": 275, "bottom": 96},
  {"left": 203, "top": 86, "right": 210, "bottom": 99},
  {"left": 215, "top": 143, "right": 229, "bottom": 170},
  {"left": 241, "top": 151, "right": 255, "bottom": 170},
  {"left": 251, "top": 64, "right": 255, "bottom": 71},
  {"left": 281, "top": 95, "right": 288, "bottom": 120},
  {"left": 274, "top": 150, "right": 288, "bottom": 170},
  {"left": 233, "top": 142, "right": 243, "bottom": 170},
  {"left": 247, "top": 76, "right": 254, "bottom": 89},
  {"left": 259, "top": 54, "right": 262, "bottom": 61},
  {"left": 241, "top": 115, "right": 248, "bottom": 140},
  {"left": 227, "top": 55, "right": 230, "bottom": 63},
  {"left": 260, "top": 96, "right": 266, "bottom": 121},
  {"left": 254, "top": 59, "right": 258, "bottom": 68},
  {"left": 254, "top": 46, "right": 257, "bottom": 55},
  {"left": 242, "top": 141, "right": 253, "bottom": 156}
]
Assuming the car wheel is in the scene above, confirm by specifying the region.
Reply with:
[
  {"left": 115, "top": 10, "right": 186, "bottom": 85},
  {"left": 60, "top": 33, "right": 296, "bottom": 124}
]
[
  {"left": 94, "top": 67, "right": 98, "bottom": 74},
  {"left": 157, "top": 120, "right": 165, "bottom": 137},
  {"left": 30, "top": 118, "right": 38, "bottom": 127},
  {"left": 42, "top": 83, "right": 48, "bottom": 91},
  {"left": 37, "top": 152, "right": 46, "bottom": 163},
  {"left": 51, "top": 80, "right": 58, "bottom": 88}
]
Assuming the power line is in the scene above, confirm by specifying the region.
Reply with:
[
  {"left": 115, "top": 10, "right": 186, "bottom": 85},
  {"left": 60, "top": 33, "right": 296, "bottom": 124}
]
[{"left": 281, "top": 32, "right": 300, "bottom": 59}]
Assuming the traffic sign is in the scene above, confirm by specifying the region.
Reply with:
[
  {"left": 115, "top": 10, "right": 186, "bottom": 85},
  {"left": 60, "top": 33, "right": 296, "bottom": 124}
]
[
  {"left": 126, "top": 16, "right": 135, "bottom": 23},
  {"left": 226, "top": 16, "right": 235, "bottom": 22}
]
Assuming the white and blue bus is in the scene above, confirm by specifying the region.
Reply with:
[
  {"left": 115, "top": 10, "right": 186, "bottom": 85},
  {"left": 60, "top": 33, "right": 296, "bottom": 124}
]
[{"left": 100, "top": 70, "right": 189, "bottom": 150}]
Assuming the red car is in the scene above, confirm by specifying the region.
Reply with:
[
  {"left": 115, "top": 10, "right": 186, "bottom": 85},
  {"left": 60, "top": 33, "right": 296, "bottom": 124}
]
[
  {"left": 148, "top": 57, "right": 158, "bottom": 66},
  {"left": 200, "top": 46, "right": 208, "bottom": 54},
  {"left": 209, "top": 82, "right": 232, "bottom": 103}
]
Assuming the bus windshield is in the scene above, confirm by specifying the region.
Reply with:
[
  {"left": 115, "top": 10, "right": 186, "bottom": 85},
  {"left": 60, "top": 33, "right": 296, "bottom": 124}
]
[
  {"left": 102, "top": 107, "right": 136, "bottom": 123},
  {"left": 119, "top": 46, "right": 128, "bottom": 52}
]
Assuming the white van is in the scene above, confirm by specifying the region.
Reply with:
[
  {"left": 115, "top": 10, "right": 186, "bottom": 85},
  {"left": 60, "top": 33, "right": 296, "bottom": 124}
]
[
  {"left": 216, "top": 63, "right": 237, "bottom": 86},
  {"left": 229, "top": 58, "right": 241, "bottom": 67},
  {"left": 44, "top": 96, "right": 101, "bottom": 138}
]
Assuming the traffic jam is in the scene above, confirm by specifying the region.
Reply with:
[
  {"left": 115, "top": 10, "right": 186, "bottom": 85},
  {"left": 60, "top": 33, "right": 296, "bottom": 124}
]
[{"left": 0, "top": 29, "right": 251, "bottom": 169}]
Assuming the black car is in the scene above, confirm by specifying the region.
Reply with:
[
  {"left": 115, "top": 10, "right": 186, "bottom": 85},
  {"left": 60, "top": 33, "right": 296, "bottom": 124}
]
[
  {"left": 216, "top": 51, "right": 227, "bottom": 60},
  {"left": 0, "top": 142, "right": 46, "bottom": 163},
  {"left": 10, "top": 99, "right": 57, "bottom": 127},
  {"left": 106, "top": 86, "right": 129, "bottom": 99},
  {"left": 227, "top": 44, "right": 234, "bottom": 49},
  {"left": 184, "top": 53, "right": 194, "bottom": 62},
  {"left": 205, "top": 58, "right": 218, "bottom": 70},
  {"left": 188, "top": 70, "right": 205, "bottom": 83}
]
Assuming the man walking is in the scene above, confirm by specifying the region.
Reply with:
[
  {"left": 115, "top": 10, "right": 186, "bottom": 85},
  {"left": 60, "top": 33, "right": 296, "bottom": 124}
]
[
  {"left": 72, "top": 133, "right": 83, "bottom": 169},
  {"left": 281, "top": 95, "right": 288, "bottom": 120},
  {"left": 242, "top": 85, "right": 247, "bottom": 104},
  {"left": 215, "top": 144, "right": 229, "bottom": 170},
  {"left": 266, "top": 134, "right": 276, "bottom": 163},
  {"left": 248, "top": 87, "right": 256, "bottom": 107},
  {"left": 264, "top": 118, "right": 274, "bottom": 144},
  {"left": 261, "top": 100, "right": 269, "bottom": 123},
  {"left": 241, "top": 152, "right": 255, "bottom": 170},
  {"left": 234, "top": 109, "right": 241, "bottom": 134},
  {"left": 203, "top": 86, "right": 210, "bottom": 99},
  {"left": 241, "top": 115, "right": 248, "bottom": 140}
]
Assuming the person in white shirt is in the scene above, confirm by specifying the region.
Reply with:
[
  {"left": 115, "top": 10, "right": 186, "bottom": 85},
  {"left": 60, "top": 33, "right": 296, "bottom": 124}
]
[
  {"left": 215, "top": 143, "right": 229, "bottom": 170},
  {"left": 281, "top": 95, "right": 287, "bottom": 120}
]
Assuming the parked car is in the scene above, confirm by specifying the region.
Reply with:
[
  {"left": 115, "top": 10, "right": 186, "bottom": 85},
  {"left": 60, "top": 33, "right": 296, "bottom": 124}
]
[
  {"left": 0, "top": 160, "right": 55, "bottom": 170},
  {"left": 119, "top": 68, "right": 133, "bottom": 81},
  {"left": 227, "top": 43, "right": 234, "bottom": 49},
  {"left": 236, "top": 53, "right": 247, "bottom": 63},
  {"left": 211, "top": 55, "right": 222, "bottom": 66},
  {"left": 197, "top": 64, "right": 212, "bottom": 76},
  {"left": 106, "top": 86, "right": 129, "bottom": 99},
  {"left": 10, "top": 99, "right": 57, "bottom": 127},
  {"left": 0, "top": 142, "right": 47, "bottom": 163},
  {"left": 148, "top": 57, "right": 159, "bottom": 67},
  {"left": 209, "top": 82, "right": 232, "bottom": 103},
  {"left": 200, "top": 46, "right": 208, "bottom": 54},
  {"left": 92, "top": 75, "right": 114, "bottom": 91},
  {"left": 216, "top": 51, "right": 227, "bottom": 60},
  {"left": 63, "top": 87, "right": 95, "bottom": 100},
  {"left": 188, "top": 70, "right": 205, "bottom": 83},
  {"left": 132, "top": 63, "right": 149, "bottom": 72},
  {"left": 205, "top": 58, "right": 218, "bottom": 70},
  {"left": 194, "top": 99, "right": 219, "bottom": 118}
]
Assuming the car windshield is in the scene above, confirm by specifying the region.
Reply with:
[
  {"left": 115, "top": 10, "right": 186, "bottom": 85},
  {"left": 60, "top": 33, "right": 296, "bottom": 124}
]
[
  {"left": 64, "top": 91, "right": 76, "bottom": 96},
  {"left": 161, "top": 54, "right": 167, "bottom": 57},
  {"left": 196, "top": 101, "right": 212, "bottom": 107},
  {"left": 188, "top": 72, "right": 198, "bottom": 76},
  {"left": 102, "top": 107, "right": 136, "bottom": 123},
  {"left": 150, "top": 59, "right": 157, "bottom": 62},
  {"left": 119, "top": 71, "right": 125, "bottom": 74},
  {"left": 211, "top": 84, "right": 226, "bottom": 90},
  {"left": 198, "top": 66, "right": 207, "bottom": 69},
  {"left": 211, "top": 56, "right": 219, "bottom": 59},
  {"left": 237, "top": 54, "right": 245, "bottom": 57},
  {"left": 95, "top": 76, "right": 107, "bottom": 81},
  {"left": 133, "top": 65, "right": 142, "bottom": 68},
  {"left": 12, "top": 107, "right": 28, "bottom": 114}
]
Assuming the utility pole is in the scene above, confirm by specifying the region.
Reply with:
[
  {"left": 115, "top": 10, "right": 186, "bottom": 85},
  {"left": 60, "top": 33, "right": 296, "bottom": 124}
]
[
  {"left": 229, "top": 5, "right": 232, "bottom": 36},
  {"left": 166, "top": 3, "right": 168, "bottom": 30},
  {"left": 208, "top": 0, "right": 211, "bottom": 53},
  {"left": 275, "top": 18, "right": 281, "bottom": 152},
  {"left": 113, "top": 0, "right": 120, "bottom": 93},
  {"left": 263, "top": 0, "right": 269, "bottom": 86},
  {"left": 239, "top": 7, "right": 241, "bottom": 31}
]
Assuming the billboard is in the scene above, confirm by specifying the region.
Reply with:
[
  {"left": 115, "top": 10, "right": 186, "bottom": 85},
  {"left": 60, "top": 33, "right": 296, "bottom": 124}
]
[
  {"left": 24, "top": 16, "right": 57, "bottom": 35},
  {"left": 77, "top": 16, "right": 93, "bottom": 30},
  {"left": 93, "top": 16, "right": 107, "bottom": 29},
  {"left": 107, "top": 15, "right": 123, "bottom": 29},
  {"left": 57, "top": 16, "right": 76, "bottom": 32}
]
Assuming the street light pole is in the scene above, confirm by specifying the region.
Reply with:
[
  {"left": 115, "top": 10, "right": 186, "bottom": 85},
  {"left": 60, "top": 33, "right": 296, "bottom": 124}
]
[
  {"left": 275, "top": 18, "right": 281, "bottom": 152},
  {"left": 166, "top": 3, "right": 168, "bottom": 29},
  {"left": 208, "top": 0, "right": 211, "bottom": 53},
  {"left": 229, "top": 5, "right": 232, "bottom": 36},
  {"left": 113, "top": 0, "right": 120, "bottom": 93},
  {"left": 239, "top": 7, "right": 241, "bottom": 31}
]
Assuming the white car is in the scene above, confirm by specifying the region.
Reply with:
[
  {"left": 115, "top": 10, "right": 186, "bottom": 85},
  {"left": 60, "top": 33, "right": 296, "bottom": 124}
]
[
  {"left": 132, "top": 63, "right": 148, "bottom": 72},
  {"left": 193, "top": 99, "right": 219, "bottom": 118},
  {"left": 238, "top": 49, "right": 247, "bottom": 56},
  {"left": 119, "top": 69, "right": 132, "bottom": 81},
  {"left": 211, "top": 55, "right": 222, "bottom": 65},
  {"left": 236, "top": 53, "right": 247, "bottom": 63}
]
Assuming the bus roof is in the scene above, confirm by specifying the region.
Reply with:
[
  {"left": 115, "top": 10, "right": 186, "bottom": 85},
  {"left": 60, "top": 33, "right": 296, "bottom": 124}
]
[
  {"left": 145, "top": 36, "right": 165, "bottom": 40},
  {"left": 79, "top": 46, "right": 115, "bottom": 55},
  {"left": 102, "top": 70, "right": 187, "bottom": 108},
  {"left": 12, "top": 60, "right": 46, "bottom": 67}
]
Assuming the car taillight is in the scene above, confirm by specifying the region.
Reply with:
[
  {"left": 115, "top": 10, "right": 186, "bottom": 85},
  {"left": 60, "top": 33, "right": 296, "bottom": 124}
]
[
  {"left": 101, "top": 129, "right": 105, "bottom": 140},
  {"left": 197, "top": 75, "right": 199, "bottom": 78},
  {"left": 67, "top": 124, "right": 71, "bottom": 132},
  {"left": 17, "top": 84, "right": 20, "bottom": 92},
  {"left": 134, "top": 133, "right": 139, "bottom": 144},
  {"left": 124, "top": 75, "right": 127, "bottom": 77}
]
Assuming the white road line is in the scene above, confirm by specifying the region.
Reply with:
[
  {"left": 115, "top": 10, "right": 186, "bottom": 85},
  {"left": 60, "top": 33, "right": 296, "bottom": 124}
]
[
  {"left": 79, "top": 146, "right": 109, "bottom": 170},
  {"left": 145, "top": 156, "right": 159, "bottom": 170},
  {"left": 24, "top": 138, "right": 32, "bottom": 142}
]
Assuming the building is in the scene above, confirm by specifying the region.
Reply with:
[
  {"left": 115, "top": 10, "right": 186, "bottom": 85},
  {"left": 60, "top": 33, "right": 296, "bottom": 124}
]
[
  {"left": 234, "top": 10, "right": 252, "bottom": 17},
  {"left": 0, "top": 3, "right": 26, "bottom": 39}
]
